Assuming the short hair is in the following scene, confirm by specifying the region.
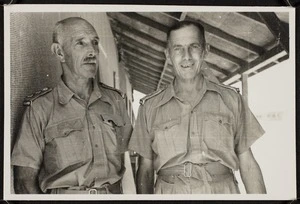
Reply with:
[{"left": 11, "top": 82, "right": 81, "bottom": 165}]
[
  {"left": 167, "top": 20, "right": 206, "bottom": 47},
  {"left": 52, "top": 17, "right": 94, "bottom": 44}
]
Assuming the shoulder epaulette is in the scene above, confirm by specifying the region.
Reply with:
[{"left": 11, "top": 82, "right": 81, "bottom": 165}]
[
  {"left": 209, "top": 80, "right": 240, "bottom": 94},
  {"left": 23, "top": 87, "right": 52, "bottom": 106},
  {"left": 100, "top": 82, "right": 126, "bottom": 99},
  {"left": 140, "top": 88, "right": 165, "bottom": 105}
]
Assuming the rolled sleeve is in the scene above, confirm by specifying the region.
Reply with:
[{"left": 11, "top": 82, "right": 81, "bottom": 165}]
[
  {"left": 11, "top": 107, "right": 44, "bottom": 169},
  {"left": 119, "top": 97, "right": 133, "bottom": 153},
  {"left": 128, "top": 105, "right": 153, "bottom": 159},
  {"left": 234, "top": 95, "right": 265, "bottom": 155}
]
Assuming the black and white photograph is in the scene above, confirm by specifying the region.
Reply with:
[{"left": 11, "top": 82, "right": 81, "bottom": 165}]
[{"left": 3, "top": 5, "right": 296, "bottom": 200}]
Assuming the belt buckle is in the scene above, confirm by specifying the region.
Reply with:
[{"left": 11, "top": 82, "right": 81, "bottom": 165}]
[
  {"left": 183, "top": 162, "right": 192, "bottom": 177},
  {"left": 88, "top": 188, "right": 98, "bottom": 194}
]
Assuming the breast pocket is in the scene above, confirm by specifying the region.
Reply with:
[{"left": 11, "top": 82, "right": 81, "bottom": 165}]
[
  {"left": 100, "top": 114, "right": 125, "bottom": 153},
  {"left": 152, "top": 118, "right": 184, "bottom": 159},
  {"left": 203, "top": 114, "right": 234, "bottom": 152},
  {"left": 44, "top": 118, "right": 87, "bottom": 173}
]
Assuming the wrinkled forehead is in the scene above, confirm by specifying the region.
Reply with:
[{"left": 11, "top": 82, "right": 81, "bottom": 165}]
[
  {"left": 168, "top": 25, "right": 205, "bottom": 45},
  {"left": 61, "top": 19, "right": 99, "bottom": 42}
]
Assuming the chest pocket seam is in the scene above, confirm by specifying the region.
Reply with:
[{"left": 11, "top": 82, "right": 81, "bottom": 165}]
[
  {"left": 153, "top": 118, "right": 181, "bottom": 131},
  {"left": 101, "top": 114, "right": 125, "bottom": 127},
  {"left": 44, "top": 118, "right": 84, "bottom": 143}
]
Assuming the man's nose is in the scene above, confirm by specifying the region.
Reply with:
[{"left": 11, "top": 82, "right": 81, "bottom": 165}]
[
  {"left": 183, "top": 47, "right": 192, "bottom": 60},
  {"left": 87, "top": 44, "right": 98, "bottom": 57}
]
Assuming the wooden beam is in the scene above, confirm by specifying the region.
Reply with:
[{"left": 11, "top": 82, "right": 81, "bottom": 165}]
[
  {"left": 121, "top": 12, "right": 169, "bottom": 33},
  {"left": 237, "top": 12, "right": 265, "bottom": 26},
  {"left": 114, "top": 31, "right": 165, "bottom": 59},
  {"left": 222, "top": 45, "right": 286, "bottom": 84},
  {"left": 241, "top": 73, "right": 249, "bottom": 105},
  {"left": 126, "top": 57, "right": 162, "bottom": 75},
  {"left": 257, "top": 12, "right": 289, "bottom": 54},
  {"left": 121, "top": 43, "right": 165, "bottom": 65},
  {"left": 110, "top": 19, "right": 166, "bottom": 47},
  {"left": 124, "top": 53, "right": 164, "bottom": 73},
  {"left": 209, "top": 46, "right": 247, "bottom": 67},
  {"left": 185, "top": 16, "right": 264, "bottom": 55},
  {"left": 126, "top": 63, "right": 162, "bottom": 79},
  {"left": 163, "top": 12, "right": 182, "bottom": 20},
  {"left": 132, "top": 74, "right": 156, "bottom": 90},
  {"left": 132, "top": 82, "right": 155, "bottom": 94},
  {"left": 127, "top": 66, "right": 161, "bottom": 82},
  {"left": 129, "top": 72, "right": 160, "bottom": 86},
  {"left": 205, "top": 62, "right": 231, "bottom": 76}
]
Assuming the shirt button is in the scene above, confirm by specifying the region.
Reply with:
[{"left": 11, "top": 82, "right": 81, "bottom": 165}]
[
  {"left": 202, "top": 151, "right": 206, "bottom": 156},
  {"left": 93, "top": 125, "right": 95, "bottom": 129},
  {"left": 95, "top": 144, "right": 98, "bottom": 148},
  {"left": 219, "top": 119, "right": 222, "bottom": 124}
]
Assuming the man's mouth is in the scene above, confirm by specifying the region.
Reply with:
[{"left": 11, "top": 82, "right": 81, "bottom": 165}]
[{"left": 180, "top": 63, "right": 194, "bottom": 68}]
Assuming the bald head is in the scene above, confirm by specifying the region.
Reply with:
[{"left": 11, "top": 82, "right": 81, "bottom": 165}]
[{"left": 53, "top": 17, "right": 97, "bottom": 45}]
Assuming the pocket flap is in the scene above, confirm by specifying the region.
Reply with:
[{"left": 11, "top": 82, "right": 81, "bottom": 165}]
[
  {"left": 44, "top": 118, "right": 84, "bottom": 143},
  {"left": 204, "top": 113, "right": 231, "bottom": 125},
  {"left": 101, "top": 114, "right": 125, "bottom": 127},
  {"left": 154, "top": 118, "right": 181, "bottom": 130}
]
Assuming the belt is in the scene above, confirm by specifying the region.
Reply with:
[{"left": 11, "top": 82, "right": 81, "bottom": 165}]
[
  {"left": 158, "top": 162, "right": 232, "bottom": 182},
  {"left": 53, "top": 180, "right": 122, "bottom": 194}
]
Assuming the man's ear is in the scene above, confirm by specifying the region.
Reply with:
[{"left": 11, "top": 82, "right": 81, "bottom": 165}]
[
  {"left": 164, "top": 48, "right": 171, "bottom": 64},
  {"left": 204, "top": 43, "right": 210, "bottom": 57},
  {"left": 51, "top": 43, "right": 65, "bottom": 62}
]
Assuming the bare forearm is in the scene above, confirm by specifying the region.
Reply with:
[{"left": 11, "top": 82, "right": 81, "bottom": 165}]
[
  {"left": 239, "top": 149, "right": 266, "bottom": 194},
  {"left": 240, "top": 160, "right": 266, "bottom": 194},
  {"left": 14, "top": 166, "right": 43, "bottom": 194},
  {"left": 136, "top": 156, "right": 154, "bottom": 194}
]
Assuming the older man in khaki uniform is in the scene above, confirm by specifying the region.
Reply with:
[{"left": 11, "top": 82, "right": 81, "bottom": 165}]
[
  {"left": 12, "top": 17, "right": 132, "bottom": 194},
  {"left": 129, "top": 21, "right": 266, "bottom": 194}
]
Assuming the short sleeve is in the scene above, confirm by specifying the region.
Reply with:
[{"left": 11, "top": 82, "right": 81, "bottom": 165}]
[
  {"left": 234, "top": 95, "right": 265, "bottom": 155},
  {"left": 11, "top": 107, "right": 45, "bottom": 169},
  {"left": 128, "top": 104, "right": 153, "bottom": 160},
  {"left": 118, "top": 96, "right": 133, "bottom": 153}
]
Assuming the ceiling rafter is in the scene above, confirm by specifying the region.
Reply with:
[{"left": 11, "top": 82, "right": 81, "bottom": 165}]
[
  {"left": 121, "top": 12, "right": 170, "bottom": 33},
  {"left": 185, "top": 16, "right": 264, "bottom": 55},
  {"left": 110, "top": 19, "right": 166, "bottom": 47},
  {"left": 257, "top": 12, "right": 289, "bottom": 54},
  {"left": 209, "top": 46, "right": 247, "bottom": 66},
  {"left": 124, "top": 53, "right": 164, "bottom": 73},
  {"left": 121, "top": 43, "right": 165, "bottom": 65},
  {"left": 128, "top": 69, "right": 160, "bottom": 83},
  {"left": 221, "top": 45, "right": 285, "bottom": 83},
  {"left": 131, "top": 76, "right": 158, "bottom": 88},
  {"left": 114, "top": 31, "right": 165, "bottom": 59},
  {"left": 205, "top": 62, "right": 231, "bottom": 76},
  {"left": 126, "top": 63, "right": 161, "bottom": 79},
  {"left": 237, "top": 12, "right": 266, "bottom": 26}
]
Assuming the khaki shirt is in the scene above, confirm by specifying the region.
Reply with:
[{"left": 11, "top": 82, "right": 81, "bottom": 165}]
[
  {"left": 128, "top": 76, "right": 264, "bottom": 172},
  {"left": 12, "top": 79, "right": 132, "bottom": 192}
]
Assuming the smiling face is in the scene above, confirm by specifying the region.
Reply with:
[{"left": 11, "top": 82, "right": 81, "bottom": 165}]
[
  {"left": 58, "top": 19, "right": 100, "bottom": 80},
  {"left": 166, "top": 24, "right": 206, "bottom": 81}
]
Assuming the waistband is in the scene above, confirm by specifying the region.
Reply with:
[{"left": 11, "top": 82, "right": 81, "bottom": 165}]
[
  {"left": 158, "top": 162, "right": 232, "bottom": 182},
  {"left": 51, "top": 180, "right": 122, "bottom": 194}
]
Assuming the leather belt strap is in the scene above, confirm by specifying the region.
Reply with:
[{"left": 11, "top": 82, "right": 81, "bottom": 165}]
[
  {"left": 52, "top": 180, "right": 122, "bottom": 194},
  {"left": 158, "top": 162, "right": 232, "bottom": 182}
]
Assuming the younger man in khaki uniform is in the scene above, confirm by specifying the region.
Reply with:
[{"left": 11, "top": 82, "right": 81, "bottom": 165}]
[{"left": 129, "top": 21, "right": 266, "bottom": 194}]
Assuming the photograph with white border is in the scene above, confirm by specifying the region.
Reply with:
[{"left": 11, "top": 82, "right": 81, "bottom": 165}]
[{"left": 3, "top": 5, "right": 296, "bottom": 200}]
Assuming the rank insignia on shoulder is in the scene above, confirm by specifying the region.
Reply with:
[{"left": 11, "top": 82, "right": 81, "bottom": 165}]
[
  {"left": 210, "top": 81, "right": 240, "bottom": 94},
  {"left": 100, "top": 82, "right": 126, "bottom": 99},
  {"left": 140, "top": 88, "right": 165, "bottom": 105},
  {"left": 23, "top": 87, "right": 52, "bottom": 106},
  {"left": 219, "top": 84, "right": 240, "bottom": 94}
]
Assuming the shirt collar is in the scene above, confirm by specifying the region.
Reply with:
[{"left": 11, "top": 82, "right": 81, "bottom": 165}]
[
  {"left": 58, "top": 78, "right": 102, "bottom": 105},
  {"left": 155, "top": 73, "right": 222, "bottom": 108}
]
